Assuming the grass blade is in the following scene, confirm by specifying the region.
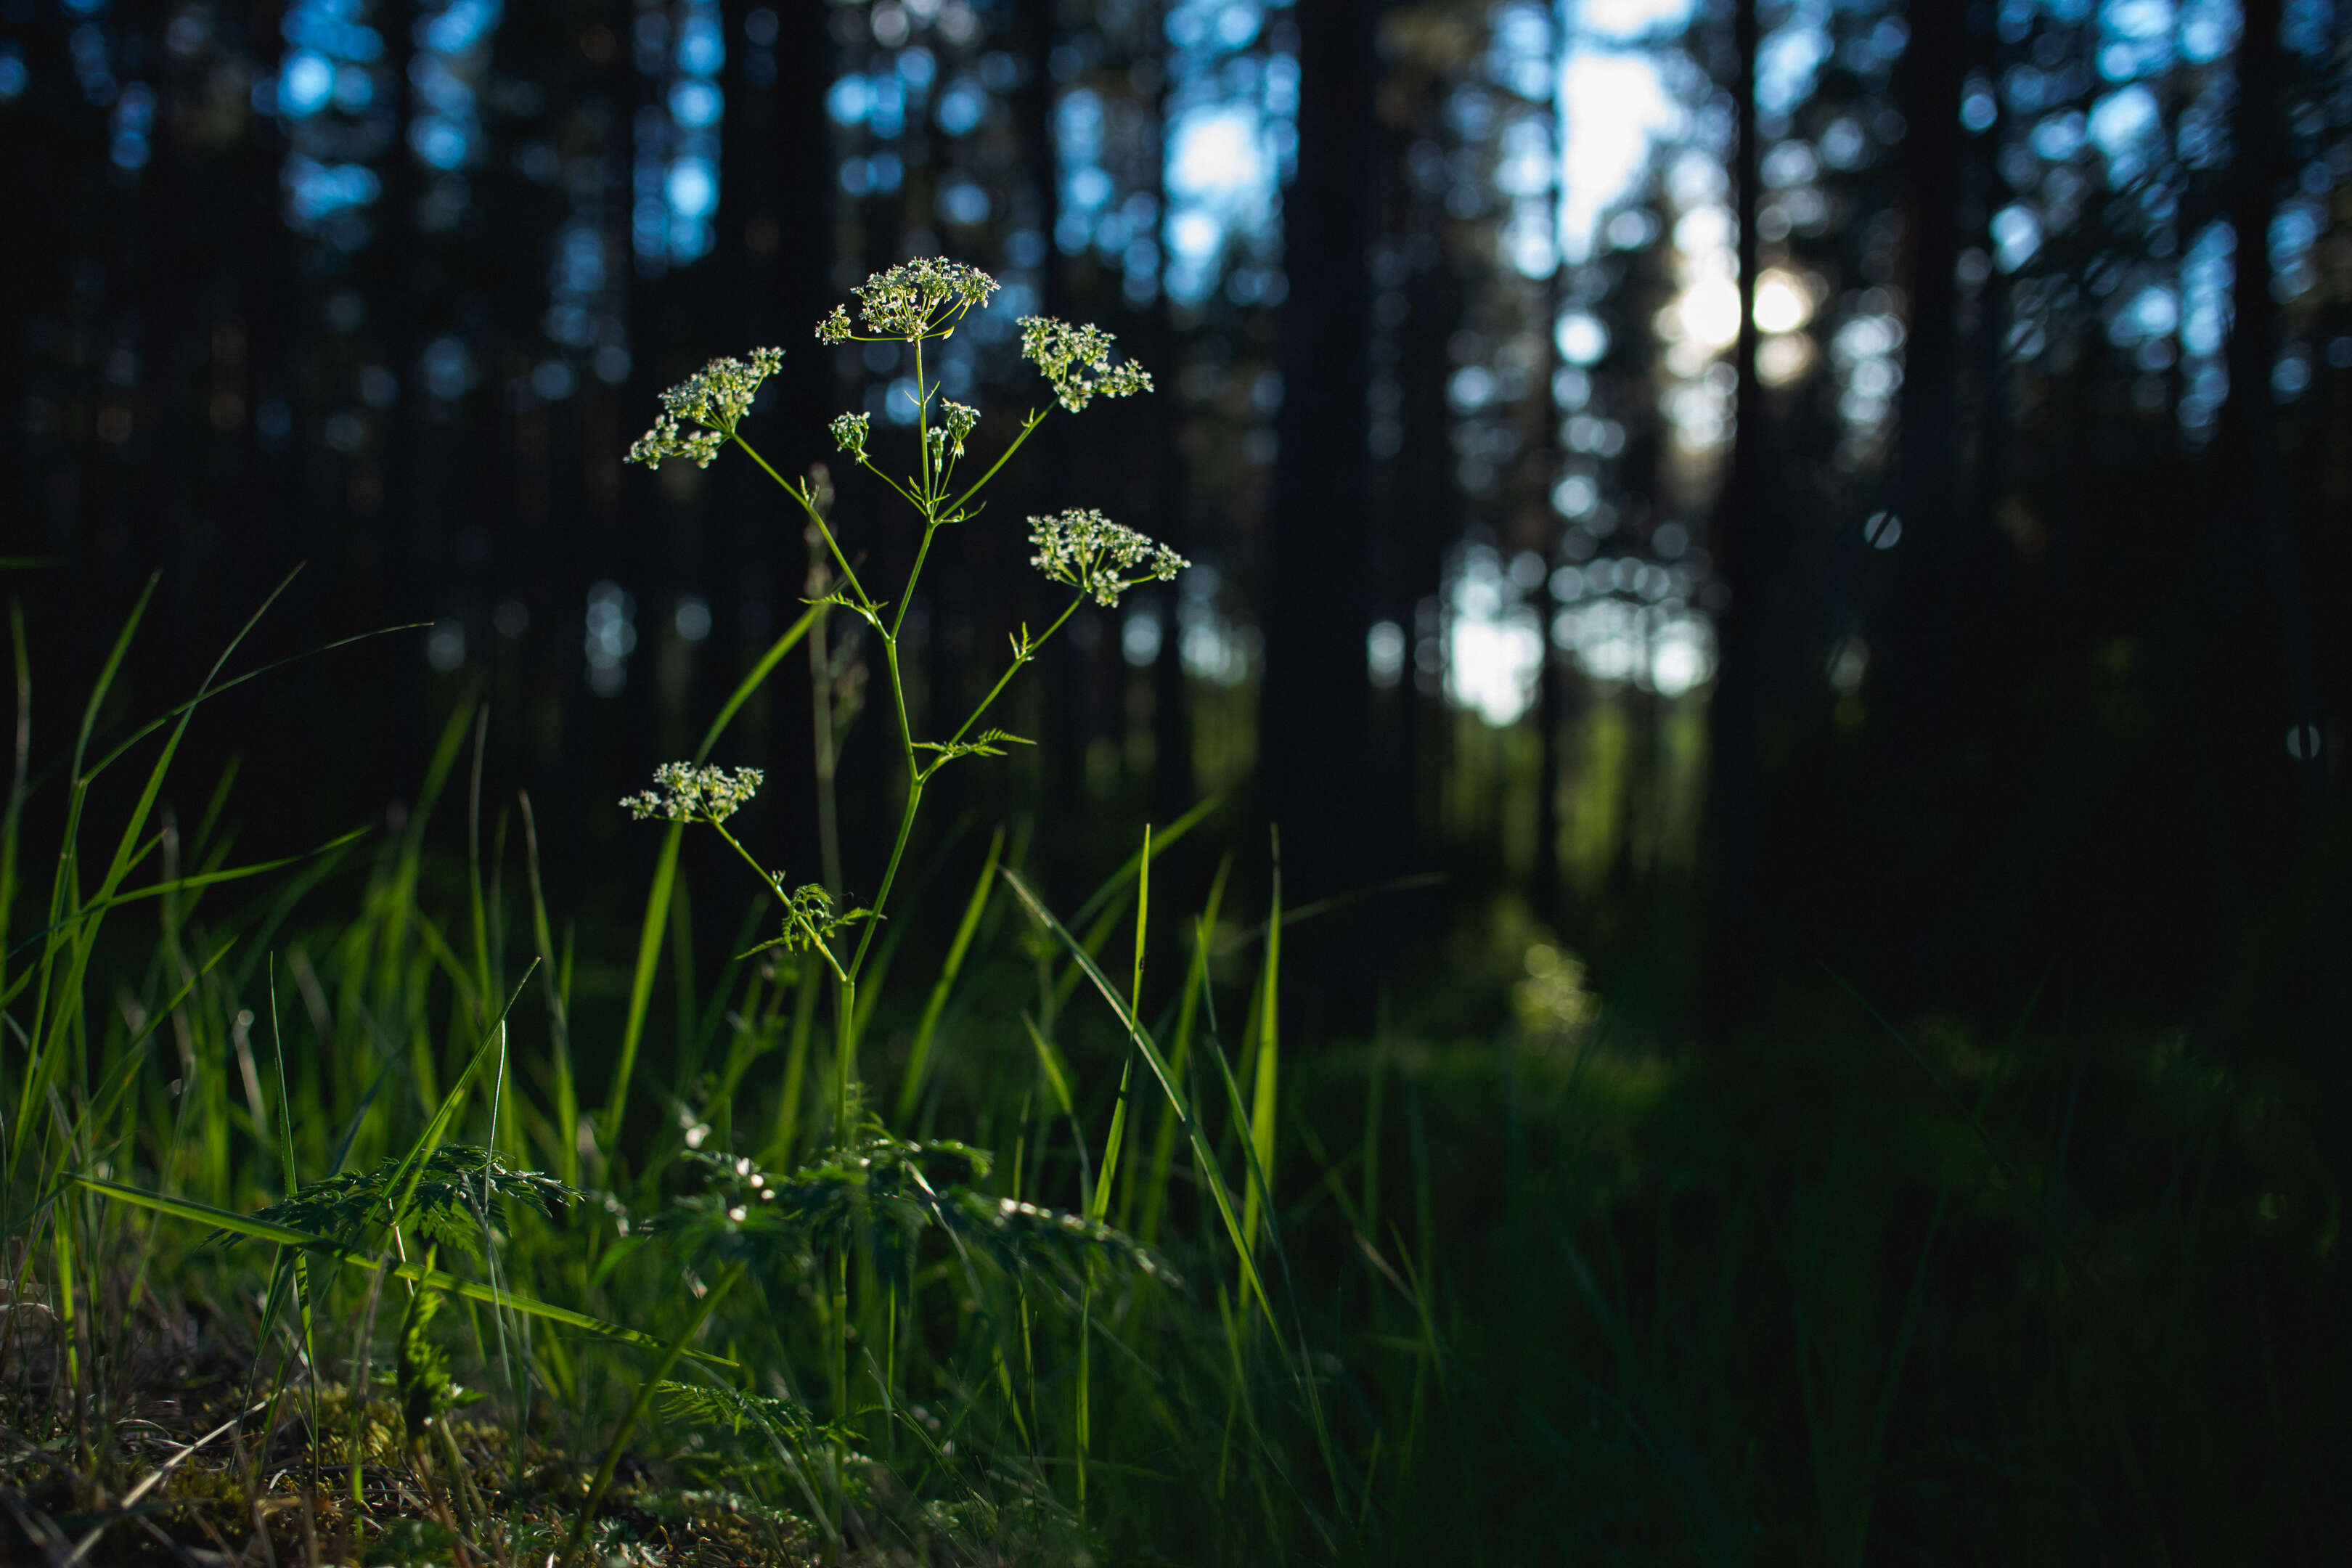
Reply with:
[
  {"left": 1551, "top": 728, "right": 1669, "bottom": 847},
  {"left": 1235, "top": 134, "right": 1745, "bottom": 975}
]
[
  {"left": 604, "top": 606, "right": 820, "bottom": 1158},
  {"left": 1241, "top": 832, "right": 1281, "bottom": 1254},
  {"left": 1002, "top": 870, "right": 1275, "bottom": 1332},
  {"left": 73, "top": 1177, "right": 727, "bottom": 1362},
  {"left": 896, "top": 825, "right": 1003, "bottom": 1119}
]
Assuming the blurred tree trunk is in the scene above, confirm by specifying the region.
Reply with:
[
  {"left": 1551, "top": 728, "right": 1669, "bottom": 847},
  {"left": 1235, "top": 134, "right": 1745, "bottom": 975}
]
[
  {"left": 1019, "top": 0, "right": 1089, "bottom": 882},
  {"left": 1532, "top": 4, "right": 1565, "bottom": 930},
  {"left": 727, "top": 0, "right": 834, "bottom": 878},
  {"left": 1261, "top": 0, "right": 1376, "bottom": 921},
  {"left": 1149, "top": 13, "right": 1194, "bottom": 828},
  {"left": 2218, "top": 0, "right": 2325, "bottom": 815},
  {"left": 1700, "top": 0, "right": 1780, "bottom": 1034},
  {"left": 1870, "top": 0, "right": 1968, "bottom": 1001}
]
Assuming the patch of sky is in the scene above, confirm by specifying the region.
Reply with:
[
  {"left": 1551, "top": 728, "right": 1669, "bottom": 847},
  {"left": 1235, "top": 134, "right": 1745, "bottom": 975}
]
[
  {"left": 110, "top": 80, "right": 154, "bottom": 169},
  {"left": 2177, "top": 218, "right": 2231, "bottom": 434},
  {"left": 1757, "top": 4, "right": 1832, "bottom": 116},
  {"left": 935, "top": 75, "right": 986, "bottom": 135},
  {"left": 422, "top": 336, "right": 474, "bottom": 400},
  {"left": 1558, "top": 49, "right": 1681, "bottom": 262},
  {"left": 2032, "top": 109, "right": 2087, "bottom": 161},
  {"left": 2282, "top": 0, "right": 2330, "bottom": 57},
  {"left": 274, "top": 1, "right": 412, "bottom": 240},
  {"left": 1578, "top": 0, "right": 1697, "bottom": 42},
  {"left": 1154, "top": 1, "right": 1296, "bottom": 306},
  {"left": 634, "top": 0, "right": 722, "bottom": 271},
  {"left": 937, "top": 176, "right": 991, "bottom": 227},
  {"left": 284, "top": 0, "right": 383, "bottom": 65},
  {"left": 2179, "top": 0, "right": 2239, "bottom": 62},
  {"left": 1488, "top": 2, "right": 1556, "bottom": 101},
  {"left": 285, "top": 155, "right": 380, "bottom": 225},
  {"left": 2088, "top": 83, "right": 2160, "bottom": 184},
  {"left": 2106, "top": 282, "right": 2177, "bottom": 345},
  {"left": 408, "top": 1, "right": 502, "bottom": 175},
  {"left": 2270, "top": 197, "right": 2323, "bottom": 299},
  {"left": 1447, "top": 542, "right": 1545, "bottom": 726}
]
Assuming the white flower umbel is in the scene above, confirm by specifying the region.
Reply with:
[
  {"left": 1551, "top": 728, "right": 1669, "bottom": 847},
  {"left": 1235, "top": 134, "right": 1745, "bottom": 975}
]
[
  {"left": 817, "top": 258, "right": 1000, "bottom": 343},
  {"left": 620, "top": 763, "right": 765, "bottom": 824},
  {"left": 626, "top": 348, "right": 785, "bottom": 469},
  {"left": 1017, "top": 317, "right": 1154, "bottom": 413},
  {"left": 1027, "top": 509, "right": 1190, "bottom": 608}
]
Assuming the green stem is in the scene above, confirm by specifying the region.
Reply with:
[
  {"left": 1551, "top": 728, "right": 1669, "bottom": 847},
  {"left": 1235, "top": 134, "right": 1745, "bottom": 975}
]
[
  {"left": 944, "top": 409, "right": 1050, "bottom": 516},
  {"left": 923, "top": 595, "right": 1086, "bottom": 777},
  {"left": 734, "top": 433, "right": 876, "bottom": 616},
  {"left": 845, "top": 780, "right": 925, "bottom": 990},
  {"left": 833, "top": 973, "right": 857, "bottom": 1142},
  {"left": 912, "top": 336, "right": 934, "bottom": 508},
  {"left": 852, "top": 454, "right": 924, "bottom": 512},
  {"left": 708, "top": 820, "right": 849, "bottom": 985},
  {"left": 891, "top": 525, "right": 941, "bottom": 643}
]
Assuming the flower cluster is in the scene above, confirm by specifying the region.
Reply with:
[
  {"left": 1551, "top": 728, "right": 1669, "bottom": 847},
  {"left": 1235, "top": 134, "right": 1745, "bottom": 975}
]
[
  {"left": 829, "top": 410, "right": 871, "bottom": 460},
  {"left": 924, "top": 399, "right": 981, "bottom": 469},
  {"left": 942, "top": 399, "right": 979, "bottom": 453},
  {"left": 823, "top": 258, "right": 1001, "bottom": 341},
  {"left": 627, "top": 413, "right": 724, "bottom": 470},
  {"left": 626, "top": 348, "right": 785, "bottom": 469},
  {"left": 1027, "top": 509, "right": 1190, "bottom": 608},
  {"left": 620, "top": 763, "right": 765, "bottom": 824},
  {"left": 1017, "top": 317, "right": 1154, "bottom": 413}
]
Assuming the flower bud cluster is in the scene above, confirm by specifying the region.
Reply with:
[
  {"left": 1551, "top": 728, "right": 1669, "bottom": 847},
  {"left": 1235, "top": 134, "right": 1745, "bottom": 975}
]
[
  {"left": 942, "top": 399, "right": 979, "bottom": 452},
  {"left": 1027, "top": 509, "right": 1190, "bottom": 608},
  {"left": 923, "top": 399, "right": 982, "bottom": 468},
  {"left": 1017, "top": 317, "right": 1154, "bottom": 413},
  {"left": 626, "top": 348, "right": 784, "bottom": 469},
  {"left": 621, "top": 763, "right": 765, "bottom": 824},
  {"left": 829, "top": 411, "right": 871, "bottom": 460}
]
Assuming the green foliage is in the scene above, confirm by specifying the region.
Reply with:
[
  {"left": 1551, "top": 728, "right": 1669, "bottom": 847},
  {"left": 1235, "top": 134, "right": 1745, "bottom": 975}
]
[
  {"left": 240, "top": 1143, "right": 576, "bottom": 1258},
  {"left": 652, "top": 1131, "right": 1176, "bottom": 1301},
  {"left": 396, "top": 1254, "right": 458, "bottom": 1440}
]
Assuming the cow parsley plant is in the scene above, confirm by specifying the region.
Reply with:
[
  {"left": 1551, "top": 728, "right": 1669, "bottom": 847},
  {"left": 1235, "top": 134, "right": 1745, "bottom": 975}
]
[{"left": 620, "top": 258, "right": 1181, "bottom": 1134}]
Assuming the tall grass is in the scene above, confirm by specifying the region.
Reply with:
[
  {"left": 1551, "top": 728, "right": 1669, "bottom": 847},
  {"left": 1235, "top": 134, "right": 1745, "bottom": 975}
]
[
  {"left": 4, "top": 279, "right": 2337, "bottom": 1560},
  {"left": 4, "top": 576, "right": 2344, "bottom": 1564},
  {"left": 0, "top": 566, "right": 1376, "bottom": 1565}
]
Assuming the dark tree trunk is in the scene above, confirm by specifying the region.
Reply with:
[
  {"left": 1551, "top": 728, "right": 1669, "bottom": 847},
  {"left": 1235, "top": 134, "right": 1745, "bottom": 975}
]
[
  {"left": 728, "top": 0, "right": 841, "bottom": 883},
  {"left": 1867, "top": 0, "right": 1969, "bottom": 1001},
  {"left": 1699, "top": 0, "right": 1782, "bottom": 1034},
  {"left": 2218, "top": 0, "right": 2324, "bottom": 816},
  {"left": 1532, "top": 11, "right": 1565, "bottom": 930},
  {"left": 1018, "top": 0, "right": 1088, "bottom": 884},
  {"left": 1260, "top": 0, "right": 1376, "bottom": 920},
  {"left": 1148, "top": 16, "right": 1194, "bottom": 828}
]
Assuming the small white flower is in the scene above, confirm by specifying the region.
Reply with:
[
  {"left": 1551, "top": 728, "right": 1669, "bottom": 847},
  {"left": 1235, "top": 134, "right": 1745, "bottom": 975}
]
[
  {"left": 820, "top": 257, "right": 1001, "bottom": 341},
  {"left": 937, "top": 399, "right": 979, "bottom": 460},
  {"left": 626, "top": 347, "right": 784, "bottom": 468},
  {"left": 619, "top": 761, "right": 765, "bottom": 823},
  {"left": 1027, "top": 509, "right": 1189, "bottom": 608},
  {"left": 1017, "top": 317, "right": 1153, "bottom": 413},
  {"left": 829, "top": 410, "right": 871, "bottom": 458}
]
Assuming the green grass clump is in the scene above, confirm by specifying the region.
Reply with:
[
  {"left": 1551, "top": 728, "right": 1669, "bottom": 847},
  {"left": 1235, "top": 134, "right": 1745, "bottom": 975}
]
[{"left": 0, "top": 263, "right": 1336, "bottom": 1567}]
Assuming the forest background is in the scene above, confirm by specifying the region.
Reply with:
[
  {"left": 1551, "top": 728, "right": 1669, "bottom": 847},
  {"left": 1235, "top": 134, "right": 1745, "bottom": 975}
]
[{"left": 2, "top": 0, "right": 2349, "bottom": 1561}]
